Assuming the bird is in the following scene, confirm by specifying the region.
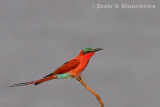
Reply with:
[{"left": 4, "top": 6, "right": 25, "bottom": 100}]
[{"left": 8, "top": 47, "right": 103, "bottom": 87}]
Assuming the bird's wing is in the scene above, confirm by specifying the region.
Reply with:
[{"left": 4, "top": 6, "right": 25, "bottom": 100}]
[{"left": 43, "top": 59, "right": 80, "bottom": 78}]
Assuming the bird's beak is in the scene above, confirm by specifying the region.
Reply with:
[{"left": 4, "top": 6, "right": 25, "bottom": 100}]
[{"left": 92, "top": 48, "right": 103, "bottom": 52}]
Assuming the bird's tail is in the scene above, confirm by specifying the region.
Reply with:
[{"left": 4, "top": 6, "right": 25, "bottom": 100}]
[{"left": 8, "top": 75, "right": 57, "bottom": 87}]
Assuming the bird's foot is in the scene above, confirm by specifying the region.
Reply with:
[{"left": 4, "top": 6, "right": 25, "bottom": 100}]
[{"left": 76, "top": 75, "right": 82, "bottom": 81}]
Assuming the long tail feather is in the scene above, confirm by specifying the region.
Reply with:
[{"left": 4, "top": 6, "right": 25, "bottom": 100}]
[
  {"left": 8, "top": 81, "right": 35, "bottom": 87},
  {"left": 8, "top": 75, "right": 57, "bottom": 87},
  {"left": 34, "top": 75, "right": 57, "bottom": 85}
]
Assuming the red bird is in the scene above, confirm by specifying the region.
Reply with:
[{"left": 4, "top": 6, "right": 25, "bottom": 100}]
[{"left": 9, "top": 47, "right": 103, "bottom": 87}]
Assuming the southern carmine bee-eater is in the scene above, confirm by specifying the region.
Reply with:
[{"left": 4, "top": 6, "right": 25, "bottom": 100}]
[{"left": 9, "top": 47, "right": 103, "bottom": 87}]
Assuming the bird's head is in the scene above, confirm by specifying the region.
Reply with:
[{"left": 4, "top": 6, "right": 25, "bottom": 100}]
[{"left": 82, "top": 47, "right": 103, "bottom": 55}]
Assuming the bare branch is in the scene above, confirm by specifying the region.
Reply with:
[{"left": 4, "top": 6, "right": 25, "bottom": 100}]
[{"left": 76, "top": 75, "right": 104, "bottom": 107}]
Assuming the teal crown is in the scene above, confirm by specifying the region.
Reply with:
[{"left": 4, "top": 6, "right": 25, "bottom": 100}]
[{"left": 83, "top": 47, "right": 94, "bottom": 52}]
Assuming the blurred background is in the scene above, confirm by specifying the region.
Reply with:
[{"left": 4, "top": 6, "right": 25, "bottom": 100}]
[{"left": 0, "top": 0, "right": 160, "bottom": 107}]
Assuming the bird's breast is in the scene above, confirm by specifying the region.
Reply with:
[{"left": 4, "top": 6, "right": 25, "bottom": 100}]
[{"left": 69, "top": 58, "right": 90, "bottom": 77}]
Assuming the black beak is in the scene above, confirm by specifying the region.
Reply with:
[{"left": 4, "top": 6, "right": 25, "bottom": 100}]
[{"left": 93, "top": 48, "right": 103, "bottom": 52}]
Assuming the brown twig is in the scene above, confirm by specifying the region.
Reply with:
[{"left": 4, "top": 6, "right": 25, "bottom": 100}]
[{"left": 76, "top": 75, "right": 104, "bottom": 107}]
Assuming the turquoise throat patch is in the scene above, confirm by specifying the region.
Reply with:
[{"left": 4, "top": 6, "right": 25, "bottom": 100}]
[{"left": 55, "top": 73, "right": 73, "bottom": 79}]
